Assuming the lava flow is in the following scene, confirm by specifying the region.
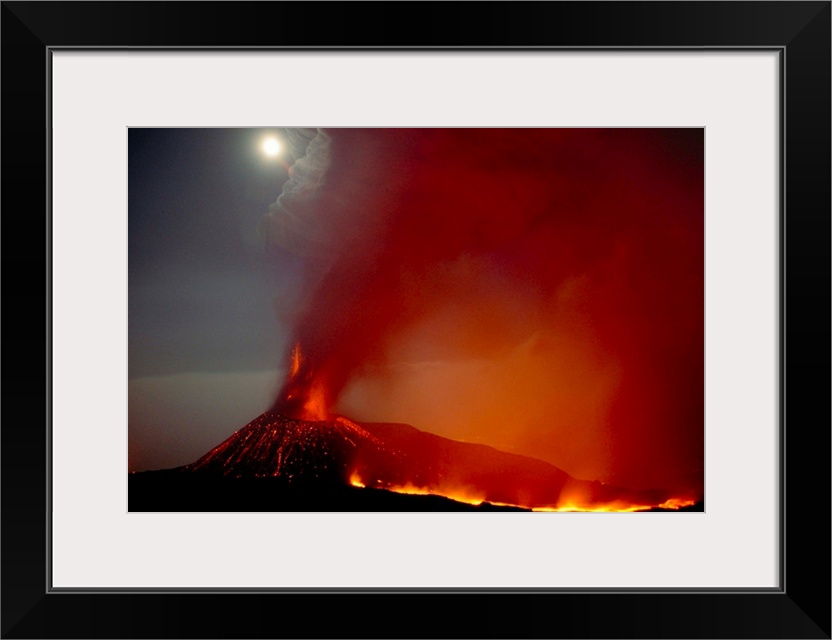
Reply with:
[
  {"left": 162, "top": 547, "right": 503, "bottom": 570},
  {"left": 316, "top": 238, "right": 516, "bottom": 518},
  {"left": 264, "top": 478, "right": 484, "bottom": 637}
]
[
  {"left": 347, "top": 473, "right": 697, "bottom": 512},
  {"left": 185, "top": 345, "right": 700, "bottom": 511},
  {"left": 184, "top": 404, "right": 697, "bottom": 512}
]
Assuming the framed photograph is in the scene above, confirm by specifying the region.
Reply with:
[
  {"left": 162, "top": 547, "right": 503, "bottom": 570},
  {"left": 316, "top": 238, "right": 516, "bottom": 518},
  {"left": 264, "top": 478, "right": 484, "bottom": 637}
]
[
  {"left": 3, "top": 2, "right": 829, "bottom": 638},
  {"left": 127, "top": 125, "right": 706, "bottom": 518}
]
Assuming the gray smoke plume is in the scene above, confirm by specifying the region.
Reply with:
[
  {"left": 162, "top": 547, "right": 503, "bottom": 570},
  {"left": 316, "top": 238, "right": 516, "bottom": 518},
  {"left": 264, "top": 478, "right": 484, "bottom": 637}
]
[{"left": 260, "top": 128, "right": 332, "bottom": 256}]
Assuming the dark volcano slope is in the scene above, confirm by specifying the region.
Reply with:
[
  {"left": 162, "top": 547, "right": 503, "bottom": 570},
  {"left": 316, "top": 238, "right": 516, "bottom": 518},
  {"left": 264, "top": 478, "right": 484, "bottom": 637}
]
[
  {"left": 357, "top": 421, "right": 671, "bottom": 509},
  {"left": 129, "top": 412, "right": 675, "bottom": 511},
  {"left": 127, "top": 471, "right": 529, "bottom": 512},
  {"left": 184, "top": 412, "right": 403, "bottom": 484}
]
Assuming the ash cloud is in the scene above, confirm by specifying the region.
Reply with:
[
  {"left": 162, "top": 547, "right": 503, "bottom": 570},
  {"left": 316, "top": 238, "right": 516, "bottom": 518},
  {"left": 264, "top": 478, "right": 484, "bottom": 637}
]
[
  {"left": 260, "top": 128, "right": 704, "bottom": 497},
  {"left": 260, "top": 128, "right": 332, "bottom": 255}
]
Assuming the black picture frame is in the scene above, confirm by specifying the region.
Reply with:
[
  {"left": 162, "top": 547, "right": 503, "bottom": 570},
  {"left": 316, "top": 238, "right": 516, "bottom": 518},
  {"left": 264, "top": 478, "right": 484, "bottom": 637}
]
[{"left": 2, "top": 2, "right": 829, "bottom": 638}]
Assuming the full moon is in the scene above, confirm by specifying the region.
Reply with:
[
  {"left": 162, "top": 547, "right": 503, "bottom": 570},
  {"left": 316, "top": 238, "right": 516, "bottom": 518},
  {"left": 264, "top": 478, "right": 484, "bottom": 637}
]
[{"left": 262, "top": 137, "right": 282, "bottom": 158}]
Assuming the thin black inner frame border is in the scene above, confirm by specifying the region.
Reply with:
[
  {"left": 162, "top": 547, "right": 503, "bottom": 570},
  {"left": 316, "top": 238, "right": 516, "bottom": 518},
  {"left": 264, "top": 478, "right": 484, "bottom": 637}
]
[{"left": 46, "top": 45, "right": 784, "bottom": 594}]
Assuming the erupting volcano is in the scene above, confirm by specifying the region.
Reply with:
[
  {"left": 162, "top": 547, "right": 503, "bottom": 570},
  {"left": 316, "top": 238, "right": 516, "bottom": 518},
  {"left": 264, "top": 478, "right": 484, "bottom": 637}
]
[
  {"left": 132, "top": 349, "right": 699, "bottom": 512},
  {"left": 132, "top": 409, "right": 699, "bottom": 511},
  {"left": 129, "top": 127, "right": 704, "bottom": 513},
  {"left": 274, "top": 344, "right": 331, "bottom": 421}
]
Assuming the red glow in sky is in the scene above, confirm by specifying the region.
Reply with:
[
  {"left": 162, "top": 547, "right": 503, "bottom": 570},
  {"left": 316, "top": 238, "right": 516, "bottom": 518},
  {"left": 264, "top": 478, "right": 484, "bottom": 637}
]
[{"left": 262, "top": 128, "right": 704, "bottom": 498}]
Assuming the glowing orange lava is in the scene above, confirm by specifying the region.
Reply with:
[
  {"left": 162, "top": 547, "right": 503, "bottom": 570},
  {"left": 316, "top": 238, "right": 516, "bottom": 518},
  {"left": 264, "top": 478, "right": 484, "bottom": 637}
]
[
  {"left": 299, "top": 380, "right": 329, "bottom": 421},
  {"left": 281, "top": 344, "right": 331, "bottom": 421},
  {"left": 532, "top": 502, "right": 651, "bottom": 513},
  {"left": 377, "top": 482, "right": 491, "bottom": 507},
  {"left": 657, "top": 498, "right": 697, "bottom": 510},
  {"left": 349, "top": 471, "right": 365, "bottom": 488},
  {"left": 531, "top": 497, "right": 699, "bottom": 512},
  {"left": 348, "top": 471, "right": 696, "bottom": 512},
  {"left": 289, "top": 343, "right": 301, "bottom": 378}
]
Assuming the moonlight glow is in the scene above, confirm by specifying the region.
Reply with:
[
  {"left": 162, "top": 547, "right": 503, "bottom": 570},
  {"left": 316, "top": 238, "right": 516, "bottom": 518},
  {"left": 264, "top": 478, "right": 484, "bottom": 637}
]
[{"left": 262, "top": 137, "right": 282, "bottom": 158}]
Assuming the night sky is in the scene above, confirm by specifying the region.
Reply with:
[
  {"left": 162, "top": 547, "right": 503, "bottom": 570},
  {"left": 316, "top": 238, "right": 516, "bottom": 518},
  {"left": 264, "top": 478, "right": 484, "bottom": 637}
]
[{"left": 129, "top": 128, "right": 704, "bottom": 500}]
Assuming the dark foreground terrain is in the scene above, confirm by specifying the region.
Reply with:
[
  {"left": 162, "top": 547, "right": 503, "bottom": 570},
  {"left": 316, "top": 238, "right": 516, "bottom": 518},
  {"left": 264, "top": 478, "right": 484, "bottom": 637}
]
[
  {"left": 129, "top": 469, "right": 529, "bottom": 512},
  {"left": 130, "top": 412, "right": 703, "bottom": 512},
  {"left": 129, "top": 469, "right": 703, "bottom": 512}
]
